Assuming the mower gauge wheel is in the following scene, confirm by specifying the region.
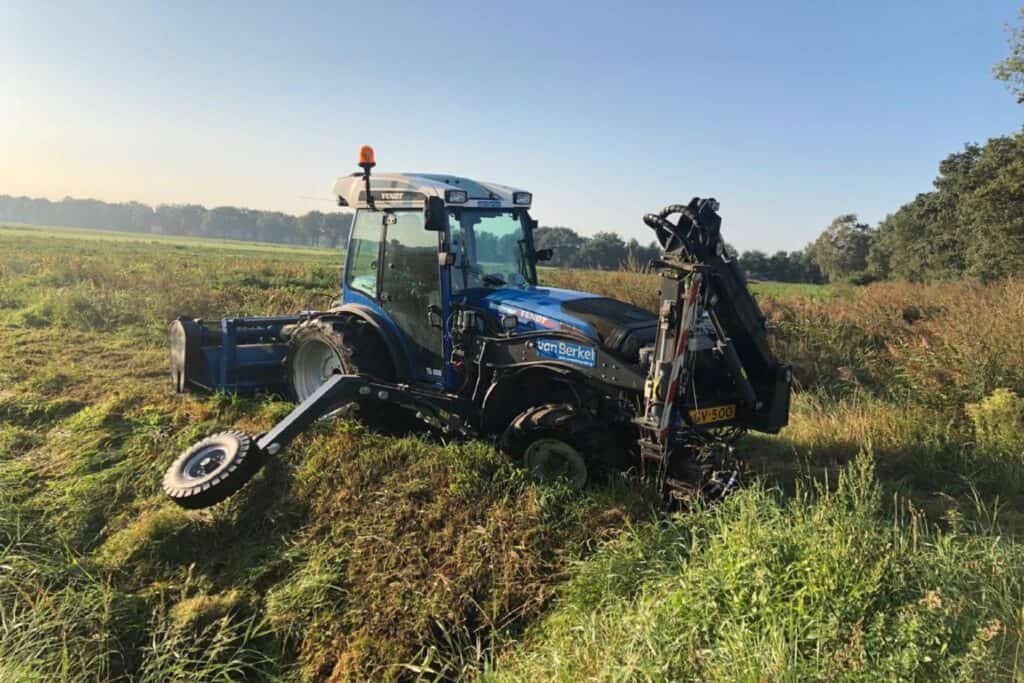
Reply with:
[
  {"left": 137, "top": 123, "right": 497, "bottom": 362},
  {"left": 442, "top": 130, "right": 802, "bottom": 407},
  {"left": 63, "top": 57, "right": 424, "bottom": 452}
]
[{"left": 163, "top": 431, "right": 264, "bottom": 509}]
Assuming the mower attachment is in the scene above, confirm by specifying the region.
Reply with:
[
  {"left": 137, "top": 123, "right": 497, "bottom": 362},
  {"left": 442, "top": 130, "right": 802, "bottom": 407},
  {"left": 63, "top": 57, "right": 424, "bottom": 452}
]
[{"left": 170, "top": 314, "right": 315, "bottom": 394}]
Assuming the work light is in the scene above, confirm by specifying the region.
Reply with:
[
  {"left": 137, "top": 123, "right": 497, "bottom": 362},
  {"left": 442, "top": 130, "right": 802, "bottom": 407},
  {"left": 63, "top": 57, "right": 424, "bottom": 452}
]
[
  {"left": 513, "top": 192, "right": 532, "bottom": 206},
  {"left": 445, "top": 189, "right": 468, "bottom": 204}
]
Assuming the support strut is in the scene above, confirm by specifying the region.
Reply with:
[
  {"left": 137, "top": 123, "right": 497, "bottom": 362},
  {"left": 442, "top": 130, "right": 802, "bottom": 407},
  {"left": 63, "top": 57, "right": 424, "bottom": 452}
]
[{"left": 256, "top": 373, "right": 371, "bottom": 455}]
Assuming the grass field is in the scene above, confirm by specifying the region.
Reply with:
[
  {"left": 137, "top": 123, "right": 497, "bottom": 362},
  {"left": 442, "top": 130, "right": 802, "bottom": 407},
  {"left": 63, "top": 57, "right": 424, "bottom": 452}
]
[
  {"left": 0, "top": 223, "right": 339, "bottom": 257},
  {"left": 3, "top": 224, "right": 1024, "bottom": 680}
]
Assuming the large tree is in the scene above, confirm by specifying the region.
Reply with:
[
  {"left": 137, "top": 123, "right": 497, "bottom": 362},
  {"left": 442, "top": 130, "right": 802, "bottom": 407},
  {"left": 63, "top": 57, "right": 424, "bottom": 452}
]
[
  {"left": 578, "top": 231, "right": 629, "bottom": 269},
  {"left": 298, "top": 211, "right": 326, "bottom": 247},
  {"left": 870, "top": 135, "right": 1024, "bottom": 281},
  {"left": 961, "top": 135, "right": 1024, "bottom": 280},
  {"left": 809, "top": 214, "right": 876, "bottom": 282},
  {"left": 994, "top": 8, "right": 1024, "bottom": 102},
  {"left": 533, "top": 226, "right": 585, "bottom": 267}
]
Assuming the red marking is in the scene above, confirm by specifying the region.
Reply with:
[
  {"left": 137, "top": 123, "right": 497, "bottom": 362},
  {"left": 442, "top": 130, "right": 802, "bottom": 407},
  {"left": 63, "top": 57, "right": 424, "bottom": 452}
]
[{"left": 656, "top": 274, "right": 702, "bottom": 442}]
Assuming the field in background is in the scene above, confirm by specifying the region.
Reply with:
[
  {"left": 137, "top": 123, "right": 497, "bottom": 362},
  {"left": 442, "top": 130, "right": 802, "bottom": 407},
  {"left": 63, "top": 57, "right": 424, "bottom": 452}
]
[
  {"left": 3, "top": 225, "right": 1024, "bottom": 680},
  {"left": 0, "top": 223, "right": 340, "bottom": 257},
  {"left": 2, "top": 223, "right": 829, "bottom": 303}
]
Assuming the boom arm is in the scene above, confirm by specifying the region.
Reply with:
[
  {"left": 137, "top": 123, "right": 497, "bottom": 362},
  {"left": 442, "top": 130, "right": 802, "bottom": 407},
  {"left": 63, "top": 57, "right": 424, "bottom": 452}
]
[{"left": 641, "top": 199, "right": 790, "bottom": 437}]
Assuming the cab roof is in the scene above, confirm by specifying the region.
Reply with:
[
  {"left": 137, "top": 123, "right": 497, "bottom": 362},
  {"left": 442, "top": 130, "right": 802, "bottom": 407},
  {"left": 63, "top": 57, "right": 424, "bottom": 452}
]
[{"left": 332, "top": 172, "right": 530, "bottom": 210}]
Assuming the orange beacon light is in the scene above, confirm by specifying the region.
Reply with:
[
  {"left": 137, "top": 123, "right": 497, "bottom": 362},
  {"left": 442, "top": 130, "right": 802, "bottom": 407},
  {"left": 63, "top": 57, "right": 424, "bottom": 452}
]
[{"left": 358, "top": 145, "right": 376, "bottom": 170}]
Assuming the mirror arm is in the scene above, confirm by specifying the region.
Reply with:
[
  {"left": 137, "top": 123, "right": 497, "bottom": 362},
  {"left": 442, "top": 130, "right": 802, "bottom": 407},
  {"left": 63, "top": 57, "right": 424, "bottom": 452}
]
[{"left": 424, "top": 196, "right": 447, "bottom": 232}]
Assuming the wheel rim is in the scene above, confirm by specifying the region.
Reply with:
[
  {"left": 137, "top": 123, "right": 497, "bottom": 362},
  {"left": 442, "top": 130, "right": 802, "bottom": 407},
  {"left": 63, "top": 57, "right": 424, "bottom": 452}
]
[
  {"left": 182, "top": 444, "right": 229, "bottom": 481},
  {"left": 524, "top": 438, "right": 587, "bottom": 489},
  {"left": 292, "top": 338, "right": 345, "bottom": 400}
]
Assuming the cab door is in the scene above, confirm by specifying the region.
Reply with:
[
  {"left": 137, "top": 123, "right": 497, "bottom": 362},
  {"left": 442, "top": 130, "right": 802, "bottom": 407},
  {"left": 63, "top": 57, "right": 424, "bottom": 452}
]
[{"left": 378, "top": 210, "right": 445, "bottom": 383}]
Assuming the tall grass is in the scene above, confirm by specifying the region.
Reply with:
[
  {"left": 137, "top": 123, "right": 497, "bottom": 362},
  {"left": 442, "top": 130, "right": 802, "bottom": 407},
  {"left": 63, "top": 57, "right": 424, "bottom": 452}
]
[
  {"left": 490, "top": 452, "right": 1024, "bottom": 681},
  {"left": 4, "top": 226, "right": 1024, "bottom": 679}
]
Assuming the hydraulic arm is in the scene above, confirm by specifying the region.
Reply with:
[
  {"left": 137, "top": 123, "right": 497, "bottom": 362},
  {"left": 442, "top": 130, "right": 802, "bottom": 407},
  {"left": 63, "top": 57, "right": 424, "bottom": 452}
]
[{"left": 637, "top": 199, "right": 791, "bottom": 498}]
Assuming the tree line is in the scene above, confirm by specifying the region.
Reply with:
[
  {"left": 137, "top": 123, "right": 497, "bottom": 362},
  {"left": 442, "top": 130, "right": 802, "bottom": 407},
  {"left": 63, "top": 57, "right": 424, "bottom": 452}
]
[
  {"left": 869, "top": 133, "right": 1024, "bottom": 282},
  {"left": 794, "top": 10, "right": 1024, "bottom": 285},
  {"left": 534, "top": 225, "right": 826, "bottom": 282},
  {"left": 797, "top": 132, "right": 1024, "bottom": 284},
  {"left": 0, "top": 195, "right": 352, "bottom": 247},
  {"left": 0, "top": 192, "right": 829, "bottom": 282}
]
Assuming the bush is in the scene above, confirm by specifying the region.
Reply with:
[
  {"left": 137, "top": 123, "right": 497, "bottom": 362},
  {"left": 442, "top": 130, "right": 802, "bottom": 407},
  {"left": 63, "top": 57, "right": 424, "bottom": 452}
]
[{"left": 967, "top": 388, "right": 1024, "bottom": 453}]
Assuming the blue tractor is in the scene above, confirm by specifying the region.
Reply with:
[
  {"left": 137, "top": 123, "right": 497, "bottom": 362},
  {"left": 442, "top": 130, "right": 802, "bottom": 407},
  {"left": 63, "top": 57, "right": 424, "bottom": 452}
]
[{"left": 163, "top": 147, "right": 791, "bottom": 509}]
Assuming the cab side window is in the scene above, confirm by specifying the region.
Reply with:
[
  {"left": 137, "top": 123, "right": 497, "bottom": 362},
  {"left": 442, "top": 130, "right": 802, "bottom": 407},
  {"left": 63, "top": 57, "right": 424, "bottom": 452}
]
[
  {"left": 379, "top": 211, "right": 443, "bottom": 376},
  {"left": 346, "top": 211, "right": 382, "bottom": 297}
]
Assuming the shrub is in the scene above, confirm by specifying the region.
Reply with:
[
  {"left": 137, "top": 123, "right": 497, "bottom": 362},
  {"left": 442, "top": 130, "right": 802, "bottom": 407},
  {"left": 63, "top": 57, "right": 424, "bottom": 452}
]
[{"left": 967, "top": 388, "right": 1024, "bottom": 453}]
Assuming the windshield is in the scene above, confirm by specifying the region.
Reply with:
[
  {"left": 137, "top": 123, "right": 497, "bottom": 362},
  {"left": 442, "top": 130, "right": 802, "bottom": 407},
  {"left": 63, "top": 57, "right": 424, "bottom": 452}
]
[{"left": 449, "top": 209, "right": 536, "bottom": 291}]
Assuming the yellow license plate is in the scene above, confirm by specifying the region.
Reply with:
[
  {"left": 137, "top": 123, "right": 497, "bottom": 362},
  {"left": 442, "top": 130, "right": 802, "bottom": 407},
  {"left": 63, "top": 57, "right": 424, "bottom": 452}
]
[{"left": 688, "top": 404, "right": 736, "bottom": 425}]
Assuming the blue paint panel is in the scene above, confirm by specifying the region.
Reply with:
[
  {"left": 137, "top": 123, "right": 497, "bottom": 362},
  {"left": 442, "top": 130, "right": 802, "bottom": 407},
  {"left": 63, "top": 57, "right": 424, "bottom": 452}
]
[
  {"left": 452, "top": 286, "right": 605, "bottom": 341},
  {"left": 535, "top": 338, "right": 597, "bottom": 367},
  {"left": 198, "top": 342, "right": 289, "bottom": 393}
]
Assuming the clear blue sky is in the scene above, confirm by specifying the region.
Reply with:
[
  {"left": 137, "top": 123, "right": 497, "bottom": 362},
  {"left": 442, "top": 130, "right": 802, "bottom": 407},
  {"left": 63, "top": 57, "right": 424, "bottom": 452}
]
[{"left": 2, "top": 1, "right": 1021, "bottom": 251}]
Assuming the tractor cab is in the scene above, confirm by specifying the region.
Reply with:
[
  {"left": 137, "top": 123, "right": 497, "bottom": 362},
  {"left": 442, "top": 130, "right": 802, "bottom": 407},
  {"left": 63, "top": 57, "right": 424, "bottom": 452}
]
[{"left": 332, "top": 159, "right": 545, "bottom": 389}]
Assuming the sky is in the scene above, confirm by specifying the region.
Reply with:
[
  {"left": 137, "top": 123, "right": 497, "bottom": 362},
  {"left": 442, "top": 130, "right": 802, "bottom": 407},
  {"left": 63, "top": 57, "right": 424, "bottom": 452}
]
[{"left": 2, "top": 1, "right": 1022, "bottom": 252}]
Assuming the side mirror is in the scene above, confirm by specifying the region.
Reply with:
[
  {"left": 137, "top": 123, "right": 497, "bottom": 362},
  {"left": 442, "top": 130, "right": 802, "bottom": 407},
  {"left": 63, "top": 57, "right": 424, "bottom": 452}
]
[
  {"left": 535, "top": 248, "right": 554, "bottom": 263},
  {"left": 424, "top": 196, "right": 447, "bottom": 232}
]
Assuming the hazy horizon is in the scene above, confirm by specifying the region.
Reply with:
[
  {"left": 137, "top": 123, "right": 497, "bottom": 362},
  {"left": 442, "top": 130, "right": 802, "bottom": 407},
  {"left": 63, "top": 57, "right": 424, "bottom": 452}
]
[{"left": 3, "top": 1, "right": 1022, "bottom": 251}]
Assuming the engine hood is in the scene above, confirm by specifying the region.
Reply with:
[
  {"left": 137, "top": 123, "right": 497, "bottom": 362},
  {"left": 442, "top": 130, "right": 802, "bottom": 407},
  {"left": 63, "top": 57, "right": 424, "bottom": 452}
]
[{"left": 454, "top": 286, "right": 659, "bottom": 363}]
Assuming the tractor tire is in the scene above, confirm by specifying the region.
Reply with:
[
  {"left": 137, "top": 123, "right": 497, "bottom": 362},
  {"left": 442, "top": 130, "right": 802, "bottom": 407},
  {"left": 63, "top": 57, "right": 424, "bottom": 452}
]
[
  {"left": 285, "top": 316, "right": 395, "bottom": 402},
  {"left": 163, "top": 431, "right": 264, "bottom": 509},
  {"left": 500, "top": 404, "right": 614, "bottom": 490},
  {"left": 285, "top": 316, "right": 415, "bottom": 432}
]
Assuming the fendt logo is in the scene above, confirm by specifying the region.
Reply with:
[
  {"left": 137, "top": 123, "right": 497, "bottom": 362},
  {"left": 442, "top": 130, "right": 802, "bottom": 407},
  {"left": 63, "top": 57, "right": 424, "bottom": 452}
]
[
  {"left": 535, "top": 339, "right": 597, "bottom": 367},
  {"left": 359, "top": 190, "right": 426, "bottom": 202}
]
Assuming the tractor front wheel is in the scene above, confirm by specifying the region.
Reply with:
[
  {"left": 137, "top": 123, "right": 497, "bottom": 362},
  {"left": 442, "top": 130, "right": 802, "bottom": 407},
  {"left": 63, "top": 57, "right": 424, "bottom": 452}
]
[
  {"left": 500, "top": 404, "right": 612, "bottom": 490},
  {"left": 163, "top": 431, "right": 264, "bottom": 509}
]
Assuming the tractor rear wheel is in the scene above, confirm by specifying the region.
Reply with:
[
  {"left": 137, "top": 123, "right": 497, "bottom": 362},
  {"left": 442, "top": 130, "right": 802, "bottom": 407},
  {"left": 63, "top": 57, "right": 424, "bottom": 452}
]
[
  {"left": 500, "top": 404, "right": 613, "bottom": 490},
  {"left": 163, "top": 431, "right": 264, "bottom": 509},
  {"left": 286, "top": 316, "right": 394, "bottom": 402},
  {"left": 285, "top": 316, "right": 415, "bottom": 432}
]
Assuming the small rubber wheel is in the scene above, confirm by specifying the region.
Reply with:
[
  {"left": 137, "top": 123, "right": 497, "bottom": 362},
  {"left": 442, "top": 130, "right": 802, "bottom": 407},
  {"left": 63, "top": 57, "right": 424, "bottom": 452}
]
[
  {"left": 500, "top": 404, "right": 613, "bottom": 490},
  {"left": 163, "top": 431, "right": 264, "bottom": 509}
]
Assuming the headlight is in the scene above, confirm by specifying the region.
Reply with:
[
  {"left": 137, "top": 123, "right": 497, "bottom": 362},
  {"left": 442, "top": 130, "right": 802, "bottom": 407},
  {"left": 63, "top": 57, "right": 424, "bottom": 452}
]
[
  {"left": 445, "top": 189, "right": 468, "bottom": 204},
  {"left": 513, "top": 192, "right": 532, "bottom": 206}
]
